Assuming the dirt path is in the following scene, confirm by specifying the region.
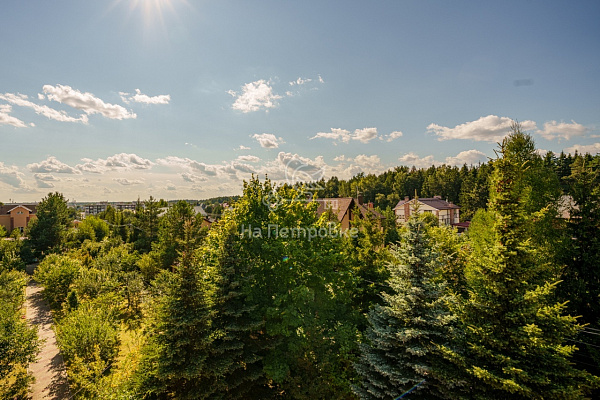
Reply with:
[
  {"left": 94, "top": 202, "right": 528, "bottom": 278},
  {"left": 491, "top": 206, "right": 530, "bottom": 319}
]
[{"left": 25, "top": 264, "right": 72, "bottom": 399}]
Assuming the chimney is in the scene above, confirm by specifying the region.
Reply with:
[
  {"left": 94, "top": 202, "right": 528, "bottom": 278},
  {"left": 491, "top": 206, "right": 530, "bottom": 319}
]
[
  {"left": 404, "top": 196, "right": 409, "bottom": 201},
  {"left": 357, "top": 194, "right": 364, "bottom": 205},
  {"left": 368, "top": 202, "right": 374, "bottom": 209}
]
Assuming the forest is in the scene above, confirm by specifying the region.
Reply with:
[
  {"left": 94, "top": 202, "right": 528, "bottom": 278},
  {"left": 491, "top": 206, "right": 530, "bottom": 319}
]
[{"left": 1, "top": 124, "right": 600, "bottom": 399}]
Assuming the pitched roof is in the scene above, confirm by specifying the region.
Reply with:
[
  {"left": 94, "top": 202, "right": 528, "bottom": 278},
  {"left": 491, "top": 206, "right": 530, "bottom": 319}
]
[
  {"left": 315, "top": 198, "right": 384, "bottom": 222},
  {"left": 315, "top": 198, "right": 354, "bottom": 222},
  {"left": 0, "top": 204, "right": 38, "bottom": 215},
  {"left": 393, "top": 197, "right": 459, "bottom": 210},
  {"left": 356, "top": 203, "right": 384, "bottom": 219}
]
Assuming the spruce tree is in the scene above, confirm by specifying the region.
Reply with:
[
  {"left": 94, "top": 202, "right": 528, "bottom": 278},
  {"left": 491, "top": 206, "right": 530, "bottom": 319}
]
[
  {"left": 354, "top": 215, "right": 455, "bottom": 399},
  {"left": 441, "top": 124, "right": 600, "bottom": 399},
  {"left": 194, "top": 217, "right": 272, "bottom": 399},
  {"left": 134, "top": 221, "right": 216, "bottom": 399}
]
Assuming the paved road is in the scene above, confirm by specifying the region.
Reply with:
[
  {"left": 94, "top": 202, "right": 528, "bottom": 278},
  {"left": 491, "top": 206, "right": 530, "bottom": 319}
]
[{"left": 25, "top": 265, "right": 71, "bottom": 399}]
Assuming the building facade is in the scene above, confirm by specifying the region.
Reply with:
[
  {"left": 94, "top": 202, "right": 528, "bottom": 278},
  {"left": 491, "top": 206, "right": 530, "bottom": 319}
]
[
  {"left": 393, "top": 196, "right": 460, "bottom": 225},
  {"left": 0, "top": 204, "right": 38, "bottom": 233}
]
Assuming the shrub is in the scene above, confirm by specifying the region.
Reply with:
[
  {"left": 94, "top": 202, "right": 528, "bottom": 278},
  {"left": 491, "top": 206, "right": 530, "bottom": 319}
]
[{"left": 34, "top": 254, "right": 81, "bottom": 310}]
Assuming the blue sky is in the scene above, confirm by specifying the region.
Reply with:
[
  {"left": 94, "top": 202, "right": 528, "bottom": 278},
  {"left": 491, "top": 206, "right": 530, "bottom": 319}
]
[{"left": 1, "top": 0, "right": 599, "bottom": 202}]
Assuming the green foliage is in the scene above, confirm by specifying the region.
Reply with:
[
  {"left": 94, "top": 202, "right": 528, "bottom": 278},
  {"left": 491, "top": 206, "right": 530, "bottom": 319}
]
[
  {"left": 134, "top": 235, "right": 216, "bottom": 399},
  {"left": 152, "top": 200, "right": 206, "bottom": 270},
  {"left": 56, "top": 301, "right": 120, "bottom": 365},
  {"left": 442, "top": 124, "right": 600, "bottom": 398},
  {"left": 0, "top": 239, "right": 25, "bottom": 272},
  {"left": 0, "top": 270, "right": 40, "bottom": 399},
  {"left": 354, "top": 215, "right": 456, "bottom": 399},
  {"left": 78, "top": 216, "right": 110, "bottom": 243},
  {"left": 28, "top": 191, "right": 71, "bottom": 256},
  {"left": 132, "top": 196, "right": 161, "bottom": 253},
  {"left": 34, "top": 253, "right": 81, "bottom": 310}
]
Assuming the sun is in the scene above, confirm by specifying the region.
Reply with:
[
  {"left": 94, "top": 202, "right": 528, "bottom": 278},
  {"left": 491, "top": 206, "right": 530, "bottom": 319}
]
[{"left": 110, "top": 0, "right": 190, "bottom": 31}]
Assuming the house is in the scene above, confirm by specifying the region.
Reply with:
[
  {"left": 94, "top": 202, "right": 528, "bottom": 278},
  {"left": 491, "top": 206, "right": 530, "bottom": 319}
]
[
  {"left": 394, "top": 196, "right": 460, "bottom": 226},
  {"left": 0, "top": 204, "right": 38, "bottom": 233},
  {"left": 315, "top": 197, "right": 384, "bottom": 230}
]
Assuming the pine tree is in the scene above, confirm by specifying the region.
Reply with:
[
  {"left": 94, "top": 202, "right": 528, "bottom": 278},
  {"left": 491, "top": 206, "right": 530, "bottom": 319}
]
[
  {"left": 441, "top": 124, "right": 600, "bottom": 399},
  {"left": 194, "top": 217, "right": 272, "bottom": 399},
  {"left": 134, "top": 221, "right": 216, "bottom": 399},
  {"left": 354, "top": 215, "right": 455, "bottom": 399}
]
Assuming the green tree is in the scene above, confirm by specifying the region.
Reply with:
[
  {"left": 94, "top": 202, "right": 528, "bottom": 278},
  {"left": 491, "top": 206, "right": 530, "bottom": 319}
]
[
  {"left": 153, "top": 200, "right": 205, "bottom": 270},
  {"left": 354, "top": 215, "right": 456, "bottom": 399},
  {"left": 0, "top": 270, "right": 40, "bottom": 399},
  {"left": 28, "top": 192, "right": 71, "bottom": 256},
  {"left": 441, "top": 125, "right": 600, "bottom": 399},
  {"left": 34, "top": 254, "right": 81, "bottom": 310},
  {"left": 134, "top": 222, "right": 216, "bottom": 399},
  {"left": 132, "top": 196, "right": 161, "bottom": 252}
]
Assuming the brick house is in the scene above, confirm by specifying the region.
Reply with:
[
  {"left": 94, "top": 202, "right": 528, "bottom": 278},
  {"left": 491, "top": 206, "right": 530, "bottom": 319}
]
[{"left": 0, "top": 204, "right": 38, "bottom": 233}]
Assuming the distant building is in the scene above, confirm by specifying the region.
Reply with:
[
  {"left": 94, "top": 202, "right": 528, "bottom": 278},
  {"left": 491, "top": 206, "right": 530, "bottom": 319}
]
[
  {"left": 83, "top": 201, "right": 137, "bottom": 216},
  {"left": 0, "top": 204, "right": 37, "bottom": 233},
  {"left": 394, "top": 196, "right": 460, "bottom": 226},
  {"left": 557, "top": 195, "right": 578, "bottom": 219},
  {"left": 315, "top": 197, "right": 383, "bottom": 230}
]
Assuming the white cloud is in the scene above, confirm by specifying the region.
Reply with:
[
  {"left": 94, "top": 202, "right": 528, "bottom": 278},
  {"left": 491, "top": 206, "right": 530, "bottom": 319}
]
[
  {"left": 33, "top": 173, "right": 59, "bottom": 182},
  {"left": 76, "top": 153, "right": 154, "bottom": 173},
  {"left": 104, "top": 153, "right": 154, "bottom": 169},
  {"left": 120, "top": 89, "right": 170, "bottom": 105},
  {"left": 318, "top": 75, "right": 324, "bottom": 83},
  {"left": 0, "top": 163, "right": 26, "bottom": 188},
  {"left": 252, "top": 133, "right": 284, "bottom": 149},
  {"left": 536, "top": 120, "right": 588, "bottom": 140},
  {"left": 333, "top": 155, "right": 346, "bottom": 162},
  {"left": 311, "top": 128, "right": 351, "bottom": 144},
  {"left": 535, "top": 149, "right": 549, "bottom": 157},
  {"left": 353, "top": 127, "right": 378, "bottom": 143},
  {"left": 275, "top": 152, "right": 326, "bottom": 184},
  {"left": 445, "top": 150, "right": 487, "bottom": 166},
  {"left": 427, "top": 115, "right": 537, "bottom": 142},
  {"left": 114, "top": 178, "right": 144, "bottom": 186},
  {"left": 34, "top": 173, "right": 56, "bottom": 188},
  {"left": 236, "top": 155, "right": 261, "bottom": 163},
  {"left": 236, "top": 145, "right": 251, "bottom": 150},
  {"left": 564, "top": 143, "right": 600, "bottom": 155},
  {"left": 398, "top": 152, "right": 437, "bottom": 168},
  {"left": 311, "top": 127, "right": 378, "bottom": 144},
  {"left": 0, "top": 92, "right": 88, "bottom": 124},
  {"left": 43, "top": 84, "right": 136, "bottom": 120},
  {"left": 157, "top": 156, "right": 220, "bottom": 176},
  {"left": 228, "top": 79, "right": 282, "bottom": 113},
  {"left": 181, "top": 173, "right": 208, "bottom": 183},
  {"left": 0, "top": 104, "right": 27, "bottom": 128},
  {"left": 353, "top": 154, "right": 381, "bottom": 168},
  {"left": 28, "top": 156, "right": 81, "bottom": 174},
  {"left": 381, "top": 130, "right": 403, "bottom": 142},
  {"left": 289, "top": 77, "right": 312, "bottom": 86}
]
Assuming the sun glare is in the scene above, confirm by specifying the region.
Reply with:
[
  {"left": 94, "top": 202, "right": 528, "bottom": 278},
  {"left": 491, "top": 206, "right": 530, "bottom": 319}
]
[{"left": 110, "top": 0, "right": 190, "bottom": 32}]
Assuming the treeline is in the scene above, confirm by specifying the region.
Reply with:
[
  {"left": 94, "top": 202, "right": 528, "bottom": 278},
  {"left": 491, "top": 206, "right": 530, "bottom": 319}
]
[
  {"left": 298, "top": 149, "right": 586, "bottom": 221},
  {"left": 1, "top": 123, "right": 600, "bottom": 398}
]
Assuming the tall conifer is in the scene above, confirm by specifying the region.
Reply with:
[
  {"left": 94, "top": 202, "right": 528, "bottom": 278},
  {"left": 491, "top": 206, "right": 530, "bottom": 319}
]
[
  {"left": 441, "top": 124, "right": 599, "bottom": 399},
  {"left": 354, "top": 215, "right": 455, "bottom": 399}
]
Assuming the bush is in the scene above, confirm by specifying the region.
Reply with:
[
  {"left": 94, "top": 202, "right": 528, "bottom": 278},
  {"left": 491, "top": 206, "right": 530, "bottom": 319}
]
[
  {"left": 56, "top": 301, "right": 120, "bottom": 366},
  {"left": 34, "top": 254, "right": 81, "bottom": 310},
  {"left": 0, "top": 271, "right": 40, "bottom": 398}
]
